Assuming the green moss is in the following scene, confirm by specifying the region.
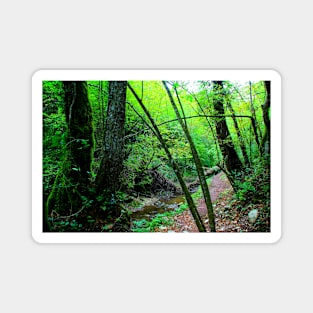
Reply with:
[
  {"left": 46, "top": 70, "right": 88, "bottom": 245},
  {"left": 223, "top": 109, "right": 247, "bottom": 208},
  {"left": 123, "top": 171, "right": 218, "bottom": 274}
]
[{"left": 45, "top": 154, "right": 85, "bottom": 231}]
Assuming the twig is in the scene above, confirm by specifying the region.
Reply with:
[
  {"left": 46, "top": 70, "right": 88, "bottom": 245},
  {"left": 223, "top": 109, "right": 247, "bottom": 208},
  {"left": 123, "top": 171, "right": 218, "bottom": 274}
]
[{"left": 51, "top": 204, "right": 87, "bottom": 220}]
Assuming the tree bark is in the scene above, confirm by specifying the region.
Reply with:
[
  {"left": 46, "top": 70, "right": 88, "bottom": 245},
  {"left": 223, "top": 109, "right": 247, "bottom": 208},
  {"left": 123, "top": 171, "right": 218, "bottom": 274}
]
[
  {"left": 212, "top": 81, "right": 243, "bottom": 172},
  {"left": 96, "top": 81, "right": 127, "bottom": 194},
  {"left": 225, "top": 97, "right": 250, "bottom": 166},
  {"left": 261, "top": 81, "right": 271, "bottom": 155}
]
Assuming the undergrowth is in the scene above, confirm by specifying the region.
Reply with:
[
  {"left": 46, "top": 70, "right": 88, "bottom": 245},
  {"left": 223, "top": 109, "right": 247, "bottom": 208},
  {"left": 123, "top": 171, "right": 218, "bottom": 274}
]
[
  {"left": 231, "top": 156, "right": 270, "bottom": 231},
  {"left": 132, "top": 204, "right": 187, "bottom": 232}
]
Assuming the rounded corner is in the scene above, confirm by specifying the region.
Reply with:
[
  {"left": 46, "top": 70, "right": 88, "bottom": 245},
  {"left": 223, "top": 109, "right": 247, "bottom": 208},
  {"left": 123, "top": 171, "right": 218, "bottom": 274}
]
[
  {"left": 270, "top": 231, "right": 282, "bottom": 244},
  {"left": 31, "top": 69, "right": 45, "bottom": 82},
  {"left": 269, "top": 68, "right": 282, "bottom": 82},
  {"left": 31, "top": 231, "right": 44, "bottom": 244}
]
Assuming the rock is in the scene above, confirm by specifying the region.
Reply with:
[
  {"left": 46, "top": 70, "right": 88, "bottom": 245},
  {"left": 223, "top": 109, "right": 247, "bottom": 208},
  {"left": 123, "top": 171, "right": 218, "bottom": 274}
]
[
  {"left": 154, "top": 201, "right": 165, "bottom": 208},
  {"left": 248, "top": 209, "right": 258, "bottom": 224}
]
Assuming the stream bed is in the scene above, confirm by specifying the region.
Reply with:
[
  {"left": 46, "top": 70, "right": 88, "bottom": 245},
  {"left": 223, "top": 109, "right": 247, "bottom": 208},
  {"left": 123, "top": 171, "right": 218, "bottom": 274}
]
[
  {"left": 130, "top": 195, "right": 186, "bottom": 221},
  {"left": 130, "top": 170, "right": 221, "bottom": 222}
]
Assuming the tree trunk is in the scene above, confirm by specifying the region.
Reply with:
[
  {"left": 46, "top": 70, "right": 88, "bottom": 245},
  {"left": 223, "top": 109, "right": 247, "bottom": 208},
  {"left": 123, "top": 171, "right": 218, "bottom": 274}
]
[
  {"left": 212, "top": 81, "right": 243, "bottom": 172},
  {"left": 96, "top": 81, "right": 127, "bottom": 194},
  {"left": 261, "top": 81, "right": 271, "bottom": 156},
  {"left": 45, "top": 81, "right": 94, "bottom": 231},
  {"left": 63, "top": 81, "right": 94, "bottom": 185},
  {"left": 249, "top": 81, "right": 262, "bottom": 146},
  {"left": 225, "top": 97, "right": 250, "bottom": 166}
]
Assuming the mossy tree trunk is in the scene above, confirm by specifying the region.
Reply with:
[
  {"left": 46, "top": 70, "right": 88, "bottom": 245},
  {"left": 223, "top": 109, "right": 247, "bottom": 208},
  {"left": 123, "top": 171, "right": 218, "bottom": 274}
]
[
  {"left": 45, "top": 81, "right": 94, "bottom": 231},
  {"left": 63, "top": 81, "right": 94, "bottom": 185},
  {"left": 212, "top": 81, "right": 243, "bottom": 173}
]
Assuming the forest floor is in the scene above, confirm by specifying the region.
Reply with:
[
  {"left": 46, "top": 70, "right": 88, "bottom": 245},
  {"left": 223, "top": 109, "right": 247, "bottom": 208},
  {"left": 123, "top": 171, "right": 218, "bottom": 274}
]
[
  {"left": 154, "top": 172, "right": 256, "bottom": 232},
  {"left": 54, "top": 172, "right": 268, "bottom": 233}
]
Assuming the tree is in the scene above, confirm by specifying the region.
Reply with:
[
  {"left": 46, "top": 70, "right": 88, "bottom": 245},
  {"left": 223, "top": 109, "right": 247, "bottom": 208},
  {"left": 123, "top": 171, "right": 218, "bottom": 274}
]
[
  {"left": 163, "top": 81, "right": 216, "bottom": 232},
  {"left": 212, "top": 81, "right": 243, "bottom": 172},
  {"left": 63, "top": 81, "right": 94, "bottom": 185},
  {"left": 223, "top": 86, "right": 250, "bottom": 166},
  {"left": 249, "top": 81, "right": 262, "bottom": 146},
  {"left": 261, "top": 81, "right": 271, "bottom": 156},
  {"left": 95, "top": 81, "right": 127, "bottom": 197},
  {"left": 45, "top": 81, "right": 94, "bottom": 231}
]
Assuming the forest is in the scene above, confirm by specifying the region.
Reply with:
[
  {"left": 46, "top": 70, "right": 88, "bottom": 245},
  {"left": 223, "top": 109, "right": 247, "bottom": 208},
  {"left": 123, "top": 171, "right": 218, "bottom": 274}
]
[{"left": 42, "top": 79, "right": 271, "bottom": 233}]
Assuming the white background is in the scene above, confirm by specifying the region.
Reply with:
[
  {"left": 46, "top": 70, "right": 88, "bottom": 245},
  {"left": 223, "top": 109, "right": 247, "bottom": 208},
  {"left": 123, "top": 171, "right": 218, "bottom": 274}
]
[{"left": 1, "top": 0, "right": 312, "bottom": 312}]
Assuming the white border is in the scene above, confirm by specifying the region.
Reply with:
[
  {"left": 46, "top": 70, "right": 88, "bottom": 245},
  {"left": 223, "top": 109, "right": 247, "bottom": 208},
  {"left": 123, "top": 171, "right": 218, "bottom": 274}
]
[{"left": 32, "top": 69, "right": 281, "bottom": 244}]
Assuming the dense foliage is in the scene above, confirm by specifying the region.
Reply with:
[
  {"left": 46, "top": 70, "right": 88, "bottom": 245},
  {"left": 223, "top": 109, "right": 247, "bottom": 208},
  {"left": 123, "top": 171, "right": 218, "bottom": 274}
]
[{"left": 43, "top": 80, "right": 270, "bottom": 232}]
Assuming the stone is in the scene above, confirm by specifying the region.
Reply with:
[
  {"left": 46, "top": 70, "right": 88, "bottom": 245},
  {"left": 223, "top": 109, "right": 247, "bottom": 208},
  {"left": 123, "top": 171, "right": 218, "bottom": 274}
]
[{"left": 248, "top": 209, "right": 258, "bottom": 224}]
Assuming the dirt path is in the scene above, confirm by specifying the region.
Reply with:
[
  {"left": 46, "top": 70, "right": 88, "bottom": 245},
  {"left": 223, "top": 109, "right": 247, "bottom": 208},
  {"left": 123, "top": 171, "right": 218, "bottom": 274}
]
[
  {"left": 157, "top": 172, "right": 233, "bottom": 232},
  {"left": 197, "top": 172, "right": 232, "bottom": 217}
]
